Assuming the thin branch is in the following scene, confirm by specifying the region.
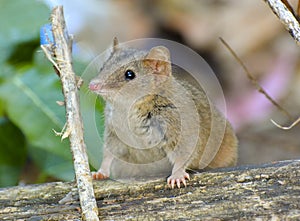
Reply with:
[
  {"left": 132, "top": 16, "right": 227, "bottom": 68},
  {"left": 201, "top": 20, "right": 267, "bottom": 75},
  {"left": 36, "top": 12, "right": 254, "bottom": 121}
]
[
  {"left": 219, "top": 37, "right": 292, "bottom": 120},
  {"left": 271, "top": 116, "right": 300, "bottom": 129},
  {"left": 263, "top": 0, "right": 300, "bottom": 45},
  {"left": 281, "top": 0, "right": 296, "bottom": 16},
  {"left": 262, "top": 0, "right": 300, "bottom": 129},
  {"left": 42, "top": 6, "right": 99, "bottom": 220},
  {"left": 297, "top": 0, "right": 300, "bottom": 19}
]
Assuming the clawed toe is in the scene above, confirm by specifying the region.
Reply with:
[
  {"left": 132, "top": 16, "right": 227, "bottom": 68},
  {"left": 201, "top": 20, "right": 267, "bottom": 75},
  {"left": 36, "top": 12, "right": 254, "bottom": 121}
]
[
  {"left": 167, "top": 171, "right": 190, "bottom": 189},
  {"left": 92, "top": 171, "right": 109, "bottom": 180}
]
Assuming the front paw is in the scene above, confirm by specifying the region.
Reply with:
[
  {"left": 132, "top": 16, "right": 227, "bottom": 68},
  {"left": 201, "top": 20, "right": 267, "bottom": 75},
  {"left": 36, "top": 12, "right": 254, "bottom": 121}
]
[
  {"left": 92, "top": 170, "right": 109, "bottom": 180},
  {"left": 167, "top": 170, "right": 190, "bottom": 189}
]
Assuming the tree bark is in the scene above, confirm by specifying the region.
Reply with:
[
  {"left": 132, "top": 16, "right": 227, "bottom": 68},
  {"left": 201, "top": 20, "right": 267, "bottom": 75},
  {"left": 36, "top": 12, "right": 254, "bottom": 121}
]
[{"left": 1, "top": 159, "right": 299, "bottom": 220}]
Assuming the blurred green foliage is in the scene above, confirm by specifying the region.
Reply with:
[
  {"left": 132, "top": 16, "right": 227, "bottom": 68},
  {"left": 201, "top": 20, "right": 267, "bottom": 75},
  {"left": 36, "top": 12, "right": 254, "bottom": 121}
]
[{"left": 0, "top": 1, "right": 104, "bottom": 187}]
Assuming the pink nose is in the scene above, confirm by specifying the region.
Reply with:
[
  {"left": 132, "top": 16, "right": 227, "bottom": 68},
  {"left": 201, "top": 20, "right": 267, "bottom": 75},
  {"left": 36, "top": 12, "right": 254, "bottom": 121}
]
[{"left": 89, "top": 82, "right": 101, "bottom": 91}]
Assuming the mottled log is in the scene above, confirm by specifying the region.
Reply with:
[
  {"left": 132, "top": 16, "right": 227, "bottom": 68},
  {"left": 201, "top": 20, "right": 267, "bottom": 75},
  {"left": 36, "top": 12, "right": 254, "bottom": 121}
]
[{"left": 1, "top": 160, "right": 299, "bottom": 220}]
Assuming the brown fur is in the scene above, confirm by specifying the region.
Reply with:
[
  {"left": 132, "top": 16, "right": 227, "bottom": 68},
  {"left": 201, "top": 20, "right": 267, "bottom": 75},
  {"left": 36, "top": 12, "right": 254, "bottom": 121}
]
[{"left": 89, "top": 42, "right": 238, "bottom": 188}]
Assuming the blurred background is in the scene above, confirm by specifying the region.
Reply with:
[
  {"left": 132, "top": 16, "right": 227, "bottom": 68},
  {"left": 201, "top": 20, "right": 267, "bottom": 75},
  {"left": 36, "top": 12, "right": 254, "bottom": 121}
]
[{"left": 0, "top": 0, "right": 300, "bottom": 187}]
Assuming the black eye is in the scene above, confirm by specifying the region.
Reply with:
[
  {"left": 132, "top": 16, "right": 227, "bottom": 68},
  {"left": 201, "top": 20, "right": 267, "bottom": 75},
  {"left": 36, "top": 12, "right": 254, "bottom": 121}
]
[{"left": 124, "top": 69, "right": 136, "bottom": 80}]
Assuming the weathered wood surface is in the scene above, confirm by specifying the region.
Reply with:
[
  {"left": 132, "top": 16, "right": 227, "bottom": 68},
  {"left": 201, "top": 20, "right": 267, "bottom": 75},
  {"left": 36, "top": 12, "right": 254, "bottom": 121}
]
[{"left": 0, "top": 160, "right": 300, "bottom": 220}]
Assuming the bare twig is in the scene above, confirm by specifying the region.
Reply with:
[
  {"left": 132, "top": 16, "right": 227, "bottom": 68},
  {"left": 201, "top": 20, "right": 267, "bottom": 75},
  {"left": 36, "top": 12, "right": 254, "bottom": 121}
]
[
  {"left": 262, "top": 0, "right": 300, "bottom": 129},
  {"left": 281, "top": 0, "right": 295, "bottom": 15},
  {"left": 263, "top": 0, "right": 300, "bottom": 45},
  {"left": 297, "top": 0, "right": 300, "bottom": 19},
  {"left": 219, "top": 37, "right": 292, "bottom": 120},
  {"left": 271, "top": 116, "right": 300, "bottom": 129},
  {"left": 42, "top": 6, "right": 99, "bottom": 220}
]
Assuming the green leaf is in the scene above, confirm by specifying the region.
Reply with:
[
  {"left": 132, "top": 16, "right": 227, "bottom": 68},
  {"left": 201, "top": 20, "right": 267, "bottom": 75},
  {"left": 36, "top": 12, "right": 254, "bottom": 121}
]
[
  {"left": 28, "top": 145, "right": 74, "bottom": 181},
  {"left": 0, "top": 117, "right": 26, "bottom": 187},
  {"left": 0, "top": 1, "right": 49, "bottom": 43},
  {"left": 79, "top": 57, "right": 106, "bottom": 170},
  {"left": 0, "top": 53, "right": 74, "bottom": 181},
  {"left": 0, "top": 98, "right": 4, "bottom": 117},
  {"left": 0, "top": 0, "right": 49, "bottom": 64},
  {"left": 7, "top": 38, "right": 40, "bottom": 66},
  {"left": 0, "top": 68, "right": 69, "bottom": 157},
  {"left": 80, "top": 87, "right": 105, "bottom": 170}
]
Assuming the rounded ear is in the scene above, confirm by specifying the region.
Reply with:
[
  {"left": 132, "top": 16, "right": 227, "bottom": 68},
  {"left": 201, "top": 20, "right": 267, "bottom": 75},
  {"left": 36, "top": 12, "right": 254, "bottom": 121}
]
[
  {"left": 113, "top": 37, "right": 119, "bottom": 52},
  {"left": 143, "top": 46, "right": 172, "bottom": 76},
  {"left": 146, "top": 46, "right": 170, "bottom": 62}
]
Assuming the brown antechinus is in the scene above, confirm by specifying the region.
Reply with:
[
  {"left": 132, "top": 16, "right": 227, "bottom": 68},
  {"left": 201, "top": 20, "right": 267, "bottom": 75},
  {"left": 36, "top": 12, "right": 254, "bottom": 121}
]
[{"left": 89, "top": 38, "right": 238, "bottom": 188}]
